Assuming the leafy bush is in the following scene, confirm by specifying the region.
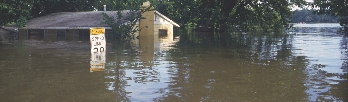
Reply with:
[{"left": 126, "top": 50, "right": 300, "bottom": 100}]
[
  {"left": 15, "top": 16, "right": 27, "bottom": 28},
  {"left": 100, "top": 0, "right": 154, "bottom": 40}
]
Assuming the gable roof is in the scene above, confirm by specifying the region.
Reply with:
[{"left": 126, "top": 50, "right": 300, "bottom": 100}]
[
  {"left": 21, "top": 10, "right": 180, "bottom": 29},
  {"left": 154, "top": 11, "right": 180, "bottom": 27},
  {"left": 23, "top": 11, "right": 130, "bottom": 29}
]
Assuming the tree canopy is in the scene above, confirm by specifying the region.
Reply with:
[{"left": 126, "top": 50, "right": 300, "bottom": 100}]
[
  {"left": 0, "top": 0, "right": 33, "bottom": 27},
  {"left": 155, "top": 0, "right": 307, "bottom": 32},
  {"left": 291, "top": 9, "right": 339, "bottom": 23},
  {"left": 100, "top": 0, "right": 154, "bottom": 39},
  {"left": 0, "top": 0, "right": 156, "bottom": 27},
  {"left": 1, "top": 0, "right": 309, "bottom": 32},
  {"left": 313, "top": 0, "right": 348, "bottom": 26},
  {"left": 0, "top": 0, "right": 103, "bottom": 27}
]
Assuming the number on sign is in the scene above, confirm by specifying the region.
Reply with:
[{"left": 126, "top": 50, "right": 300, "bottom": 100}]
[{"left": 93, "top": 47, "right": 105, "bottom": 53}]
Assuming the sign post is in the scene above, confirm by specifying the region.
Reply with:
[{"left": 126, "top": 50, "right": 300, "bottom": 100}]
[{"left": 90, "top": 27, "right": 106, "bottom": 72}]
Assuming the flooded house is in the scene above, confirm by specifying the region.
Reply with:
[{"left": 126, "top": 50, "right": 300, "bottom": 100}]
[
  {"left": 18, "top": 1, "right": 180, "bottom": 42},
  {"left": 17, "top": 1, "right": 180, "bottom": 72}
]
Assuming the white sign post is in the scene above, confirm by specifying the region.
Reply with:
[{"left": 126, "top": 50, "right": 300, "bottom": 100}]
[{"left": 90, "top": 28, "right": 106, "bottom": 72}]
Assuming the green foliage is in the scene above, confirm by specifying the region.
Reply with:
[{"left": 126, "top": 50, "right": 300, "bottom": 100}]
[
  {"left": 155, "top": 0, "right": 307, "bottom": 32},
  {"left": 313, "top": 0, "right": 348, "bottom": 26},
  {"left": 15, "top": 16, "right": 27, "bottom": 28},
  {"left": 0, "top": 0, "right": 33, "bottom": 27},
  {"left": 30, "top": 0, "right": 98, "bottom": 17},
  {"left": 0, "top": 0, "right": 308, "bottom": 33},
  {"left": 96, "top": 0, "right": 158, "bottom": 11},
  {"left": 100, "top": 0, "right": 155, "bottom": 40},
  {"left": 101, "top": 11, "right": 141, "bottom": 40},
  {"left": 0, "top": 0, "right": 99, "bottom": 27},
  {"left": 0, "top": 0, "right": 155, "bottom": 39},
  {"left": 291, "top": 9, "right": 339, "bottom": 23}
]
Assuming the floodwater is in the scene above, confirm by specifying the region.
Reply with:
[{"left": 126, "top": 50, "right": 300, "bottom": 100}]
[{"left": 0, "top": 25, "right": 347, "bottom": 102}]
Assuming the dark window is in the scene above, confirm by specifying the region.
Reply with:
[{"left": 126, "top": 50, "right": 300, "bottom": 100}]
[
  {"left": 28, "top": 29, "right": 44, "bottom": 40},
  {"left": 159, "top": 29, "right": 167, "bottom": 38},
  {"left": 79, "top": 29, "right": 90, "bottom": 41}
]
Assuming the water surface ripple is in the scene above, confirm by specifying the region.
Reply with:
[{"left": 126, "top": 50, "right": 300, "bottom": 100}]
[{"left": 0, "top": 27, "right": 347, "bottom": 102}]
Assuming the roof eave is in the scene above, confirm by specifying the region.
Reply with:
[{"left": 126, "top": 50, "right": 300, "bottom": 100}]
[{"left": 154, "top": 11, "right": 180, "bottom": 27}]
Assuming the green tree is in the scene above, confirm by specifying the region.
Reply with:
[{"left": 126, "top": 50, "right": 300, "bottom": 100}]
[
  {"left": 0, "top": 0, "right": 33, "bottom": 27},
  {"left": 313, "top": 0, "right": 348, "bottom": 26},
  {"left": 1, "top": 0, "right": 308, "bottom": 32},
  {"left": 0, "top": 0, "right": 155, "bottom": 39},
  {"left": 291, "top": 9, "right": 338, "bottom": 23},
  {"left": 1, "top": 0, "right": 99, "bottom": 27},
  {"left": 30, "top": 0, "right": 98, "bottom": 17},
  {"left": 156, "top": 0, "right": 307, "bottom": 32},
  {"left": 100, "top": 0, "right": 157, "bottom": 39}
]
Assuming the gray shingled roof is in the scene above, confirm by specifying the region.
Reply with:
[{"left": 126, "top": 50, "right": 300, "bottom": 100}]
[
  {"left": 23, "top": 11, "right": 133, "bottom": 29},
  {"left": 22, "top": 10, "right": 180, "bottom": 29}
]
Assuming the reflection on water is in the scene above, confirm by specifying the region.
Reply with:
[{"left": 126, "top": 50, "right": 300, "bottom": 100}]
[
  {"left": 0, "top": 26, "right": 347, "bottom": 101},
  {"left": 293, "top": 33, "right": 348, "bottom": 101}
]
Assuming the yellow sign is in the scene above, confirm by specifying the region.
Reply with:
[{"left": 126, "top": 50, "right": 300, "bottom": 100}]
[
  {"left": 90, "top": 28, "right": 105, "bottom": 35},
  {"left": 90, "top": 64, "right": 105, "bottom": 72},
  {"left": 90, "top": 27, "right": 106, "bottom": 72}
]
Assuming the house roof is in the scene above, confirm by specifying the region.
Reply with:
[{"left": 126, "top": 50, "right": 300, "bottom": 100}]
[
  {"left": 154, "top": 11, "right": 180, "bottom": 27},
  {"left": 21, "top": 10, "right": 180, "bottom": 29},
  {"left": 22, "top": 11, "right": 131, "bottom": 29}
]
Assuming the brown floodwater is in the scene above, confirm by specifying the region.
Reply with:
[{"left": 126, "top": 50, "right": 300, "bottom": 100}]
[{"left": 0, "top": 27, "right": 347, "bottom": 102}]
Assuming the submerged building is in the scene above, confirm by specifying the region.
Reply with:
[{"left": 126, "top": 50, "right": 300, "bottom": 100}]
[{"left": 18, "top": 2, "right": 180, "bottom": 41}]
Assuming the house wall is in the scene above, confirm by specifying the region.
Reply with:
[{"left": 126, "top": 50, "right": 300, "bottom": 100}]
[
  {"left": 66, "top": 30, "right": 74, "bottom": 41},
  {"left": 28, "top": 29, "right": 44, "bottom": 40},
  {"left": 19, "top": 29, "right": 88, "bottom": 41},
  {"left": 154, "top": 13, "right": 174, "bottom": 42},
  {"left": 46, "top": 29, "right": 57, "bottom": 41},
  {"left": 19, "top": 29, "right": 28, "bottom": 40},
  {"left": 154, "top": 24, "right": 173, "bottom": 42},
  {"left": 19, "top": 29, "right": 47, "bottom": 40},
  {"left": 154, "top": 14, "right": 171, "bottom": 25}
]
